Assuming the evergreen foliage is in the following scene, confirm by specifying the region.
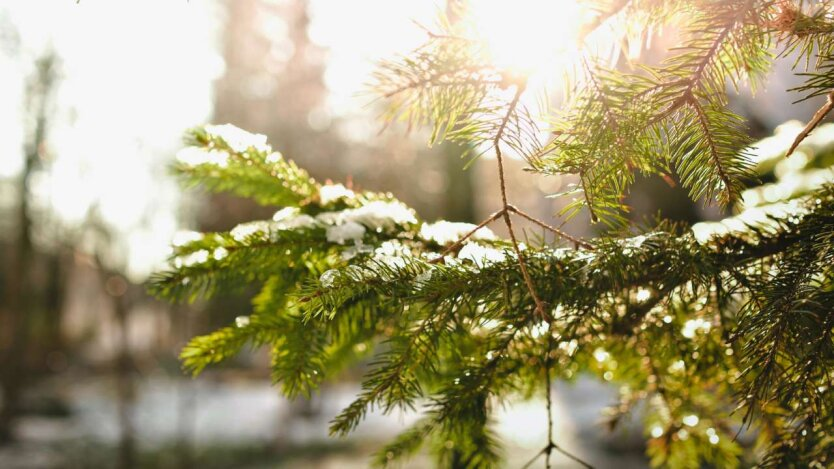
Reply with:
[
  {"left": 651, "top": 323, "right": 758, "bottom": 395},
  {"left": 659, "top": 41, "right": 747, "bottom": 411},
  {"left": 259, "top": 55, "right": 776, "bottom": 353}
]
[{"left": 152, "top": 1, "right": 834, "bottom": 467}]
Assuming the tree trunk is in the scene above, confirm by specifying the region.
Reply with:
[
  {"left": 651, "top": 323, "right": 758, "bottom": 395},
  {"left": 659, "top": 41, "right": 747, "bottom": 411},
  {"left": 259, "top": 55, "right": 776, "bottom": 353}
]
[
  {"left": 104, "top": 273, "right": 136, "bottom": 469},
  {"left": 0, "top": 53, "right": 57, "bottom": 443}
]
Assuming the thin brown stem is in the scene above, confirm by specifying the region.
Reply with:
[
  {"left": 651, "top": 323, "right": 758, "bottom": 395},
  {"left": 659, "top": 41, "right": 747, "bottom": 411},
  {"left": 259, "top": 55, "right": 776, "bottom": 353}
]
[
  {"left": 493, "top": 83, "right": 550, "bottom": 321},
  {"left": 520, "top": 447, "right": 547, "bottom": 469},
  {"left": 543, "top": 326, "right": 594, "bottom": 469},
  {"left": 549, "top": 442, "right": 594, "bottom": 469},
  {"left": 503, "top": 216, "right": 547, "bottom": 320},
  {"left": 786, "top": 90, "right": 834, "bottom": 157},
  {"left": 382, "top": 65, "right": 495, "bottom": 99},
  {"left": 429, "top": 207, "right": 507, "bottom": 264},
  {"left": 507, "top": 205, "right": 594, "bottom": 250},
  {"left": 545, "top": 330, "right": 554, "bottom": 469}
]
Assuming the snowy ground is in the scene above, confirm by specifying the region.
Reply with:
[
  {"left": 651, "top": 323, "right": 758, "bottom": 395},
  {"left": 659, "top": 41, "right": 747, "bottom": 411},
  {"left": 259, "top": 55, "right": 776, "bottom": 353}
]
[{"left": 0, "top": 374, "right": 647, "bottom": 468}]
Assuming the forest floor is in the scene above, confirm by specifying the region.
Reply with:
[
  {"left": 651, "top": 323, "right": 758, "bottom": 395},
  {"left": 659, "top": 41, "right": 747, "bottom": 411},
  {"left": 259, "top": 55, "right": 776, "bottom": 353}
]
[{"left": 0, "top": 374, "right": 647, "bottom": 468}]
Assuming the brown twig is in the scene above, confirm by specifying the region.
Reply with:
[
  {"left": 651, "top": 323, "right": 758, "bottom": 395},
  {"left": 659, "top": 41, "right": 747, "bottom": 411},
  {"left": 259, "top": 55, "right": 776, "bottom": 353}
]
[
  {"left": 429, "top": 208, "right": 507, "bottom": 264},
  {"left": 786, "top": 90, "right": 834, "bottom": 157},
  {"left": 545, "top": 330, "right": 554, "bottom": 469},
  {"left": 543, "top": 327, "right": 595, "bottom": 469},
  {"left": 520, "top": 447, "right": 547, "bottom": 469},
  {"left": 522, "top": 435, "right": 594, "bottom": 469},
  {"left": 507, "top": 205, "right": 594, "bottom": 250},
  {"left": 492, "top": 83, "right": 551, "bottom": 322},
  {"left": 382, "top": 65, "right": 496, "bottom": 99},
  {"left": 549, "top": 442, "right": 594, "bottom": 469}
]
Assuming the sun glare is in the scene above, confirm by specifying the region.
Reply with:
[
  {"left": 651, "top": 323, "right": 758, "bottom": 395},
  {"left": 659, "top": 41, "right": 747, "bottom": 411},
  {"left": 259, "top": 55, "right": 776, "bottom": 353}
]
[{"left": 468, "top": 0, "right": 586, "bottom": 79}]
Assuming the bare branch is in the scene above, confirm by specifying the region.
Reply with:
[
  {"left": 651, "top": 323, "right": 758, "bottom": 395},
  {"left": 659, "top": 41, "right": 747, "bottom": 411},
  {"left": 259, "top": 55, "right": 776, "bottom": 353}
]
[{"left": 786, "top": 90, "right": 834, "bottom": 157}]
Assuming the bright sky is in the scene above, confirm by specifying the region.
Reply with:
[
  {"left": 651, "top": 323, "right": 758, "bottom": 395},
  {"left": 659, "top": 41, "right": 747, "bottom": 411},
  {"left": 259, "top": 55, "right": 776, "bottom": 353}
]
[
  {"left": 307, "top": 0, "right": 594, "bottom": 151},
  {"left": 307, "top": 0, "right": 594, "bottom": 111},
  {"left": 0, "top": 0, "right": 443, "bottom": 281},
  {"left": 0, "top": 0, "right": 596, "bottom": 280},
  {"left": 0, "top": 0, "right": 221, "bottom": 281},
  {"left": 308, "top": 0, "right": 440, "bottom": 117}
]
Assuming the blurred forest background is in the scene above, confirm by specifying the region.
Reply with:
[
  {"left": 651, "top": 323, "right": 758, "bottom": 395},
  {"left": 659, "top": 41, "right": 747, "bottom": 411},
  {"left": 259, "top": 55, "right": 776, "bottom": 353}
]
[{"left": 0, "top": 1, "right": 829, "bottom": 468}]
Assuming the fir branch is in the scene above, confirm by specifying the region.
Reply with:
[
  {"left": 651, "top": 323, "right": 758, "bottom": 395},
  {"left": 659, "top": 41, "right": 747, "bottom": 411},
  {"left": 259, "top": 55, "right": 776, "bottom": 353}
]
[
  {"left": 328, "top": 300, "right": 445, "bottom": 436},
  {"left": 179, "top": 313, "right": 284, "bottom": 375},
  {"left": 668, "top": 97, "right": 756, "bottom": 205},
  {"left": 690, "top": 97, "right": 734, "bottom": 199},
  {"left": 176, "top": 125, "right": 318, "bottom": 207},
  {"left": 372, "top": 417, "right": 436, "bottom": 467},
  {"left": 155, "top": 3, "right": 834, "bottom": 464}
]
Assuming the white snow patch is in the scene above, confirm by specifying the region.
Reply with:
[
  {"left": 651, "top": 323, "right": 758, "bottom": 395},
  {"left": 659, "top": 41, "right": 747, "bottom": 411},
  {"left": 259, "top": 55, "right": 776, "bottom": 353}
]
[
  {"left": 319, "top": 183, "right": 355, "bottom": 205},
  {"left": 419, "top": 220, "right": 496, "bottom": 245},
  {"left": 343, "top": 201, "right": 417, "bottom": 230},
  {"left": 230, "top": 221, "right": 273, "bottom": 242},
  {"left": 458, "top": 243, "right": 507, "bottom": 268},
  {"left": 176, "top": 147, "right": 229, "bottom": 167},
  {"left": 326, "top": 221, "right": 366, "bottom": 244},
  {"left": 204, "top": 124, "right": 270, "bottom": 153}
]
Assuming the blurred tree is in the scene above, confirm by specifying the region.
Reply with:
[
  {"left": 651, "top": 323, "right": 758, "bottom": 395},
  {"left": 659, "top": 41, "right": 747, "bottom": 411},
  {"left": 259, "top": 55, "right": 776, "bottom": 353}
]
[
  {"left": 212, "top": 0, "right": 475, "bottom": 226},
  {"left": 92, "top": 232, "right": 141, "bottom": 469},
  {"left": 0, "top": 51, "right": 64, "bottom": 443},
  {"left": 211, "top": 0, "right": 335, "bottom": 229}
]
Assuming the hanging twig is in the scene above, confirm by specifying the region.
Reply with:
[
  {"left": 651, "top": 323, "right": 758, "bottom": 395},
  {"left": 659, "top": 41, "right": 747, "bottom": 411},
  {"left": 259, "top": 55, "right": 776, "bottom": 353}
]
[
  {"left": 429, "top": 207, "right": 507, "bottom": 263},
  {"left": 548, "top": 441, "right": 595, "bottom": 469},
  {"left": 786, "top": 90, "right": 834, "bottom": 157},
  {"left": 545, "top": 331, "right": 555, "bottom": 469},
  {"left": 492, "top": 83, "right": 551, "bottom": 322},
  {"left": 507, "top": 205, "right": 594, "bottom": 250},
  {"left": 520, "top": 447, "right": 548, "bottom": 469},
  {"left": 543, "top": 325, "right": 595, "bottom": 469}
]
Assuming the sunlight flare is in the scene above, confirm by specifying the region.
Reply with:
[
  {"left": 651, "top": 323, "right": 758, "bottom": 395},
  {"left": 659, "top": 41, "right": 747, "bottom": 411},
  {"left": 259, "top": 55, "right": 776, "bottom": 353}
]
[{"left": 468, "top": 0, "right": 586, "bottom": 78}]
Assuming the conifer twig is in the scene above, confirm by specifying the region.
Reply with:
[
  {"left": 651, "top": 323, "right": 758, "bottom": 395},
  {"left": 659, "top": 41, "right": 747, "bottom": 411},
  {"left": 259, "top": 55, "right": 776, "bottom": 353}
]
[
  {"left": 520, "top": 447, "right": 547, "bottom": 469},
  {"left": 429, "top": 207, "right": 507, "bottom": 263},
  {"left": 548, "top": 441, "right": 594, "bottom": 469},
  {"left": 381, "top": 65, "right": 495, "bottom": 98},
  {"left": 689, "top": 95, "right": 733, "bottom": 197},
  {"left": 786, "top": 90, "right": 834, "bottom": 157},
  {"left": 543, "top": 327, "right": 595, "bottom": 468},
  {"left": 493, "top": 82, "right": 550, "bottom": 322},
  {"left": 645, "top": 10, "right": 740, "bottom": 127},
  {"left": 545, "top": 329, "right": 554, "bottom": 469},
  {"left": 507, "top": 205, "right": 594, "bottom": 250},
  {"left": 582, "top": 59, "right": 633, "bottom": 169}
]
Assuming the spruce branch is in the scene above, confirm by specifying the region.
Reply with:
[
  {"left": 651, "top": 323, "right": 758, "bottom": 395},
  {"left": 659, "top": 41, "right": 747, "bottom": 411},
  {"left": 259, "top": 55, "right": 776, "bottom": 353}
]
[
  {"left": 689, "top": 95, "right": 735, "bottom": 200},
  {"left": 155, "top": 2, "right": 834, "bottom": 466}
]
